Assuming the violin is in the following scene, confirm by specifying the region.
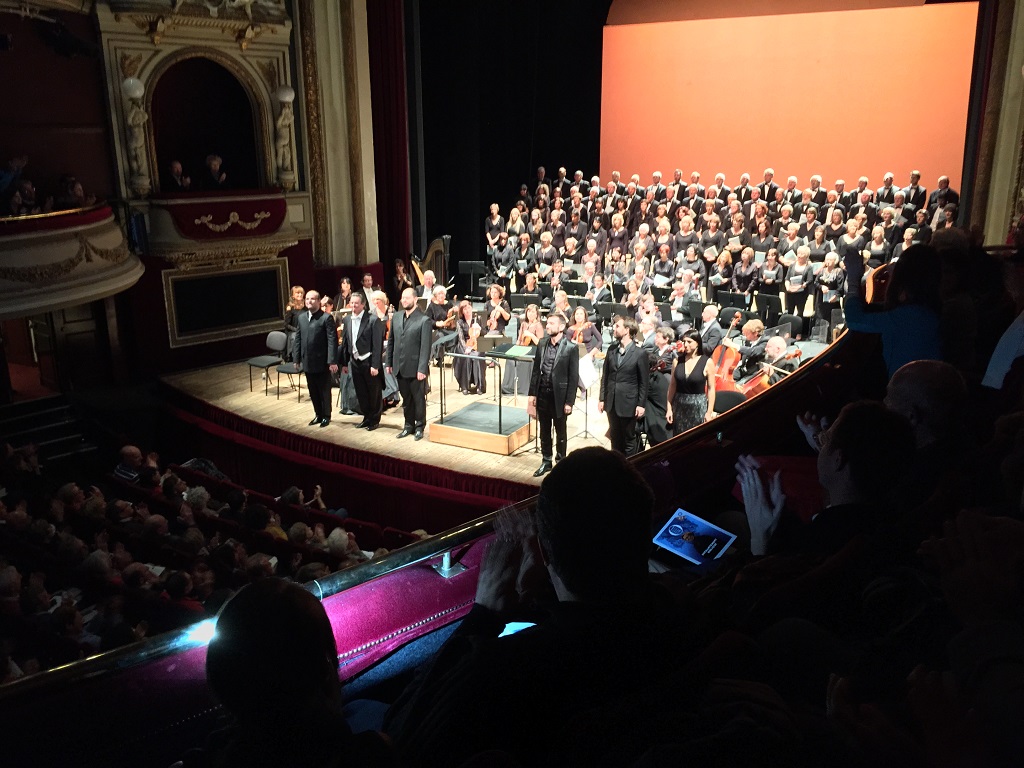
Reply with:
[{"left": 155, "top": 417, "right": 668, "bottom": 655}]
[
  {"left": 467, "top": 315, "right": 482, "bottom": 350},
  {"left": 441, "top": 295, "right": 459, "bottom": 329},
  {"left": 486, "top": 302, "right": 503, "bottom": 332}
]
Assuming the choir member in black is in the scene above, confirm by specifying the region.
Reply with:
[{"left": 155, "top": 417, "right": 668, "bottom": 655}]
[
  {"left": 778, "top": 222, "right": 804, "bottom": 261},
  {"left": 453, "top": 300, "right": 486, "bottom": 395},
  {"left": 707, "top": 252, "right": 732, "bottom": 305},
  {"left": 756, "top": 249, "right": 784, "bottom": 298},
  {"left": 491, "top": 231, "right": 516, "bottom": 287},
  {"left": 535, "top": 231, "right": 559, "bottom": 279},
  {"left": 772, "top": 205, "right": 797, "bottom": 240},
  {"left": 814, "top": 253, "right": 845, "bottom": 329},
  {"left": 665, "top": 329, "right": 716, "bottom": 435},
  {"left": 586, "top": 216, "right": 607, "bottom": 258},
  {"left": 607, "top": 213, "right": 629, "bottom": 258},
  {"left": 797, "top": 206, "right": 820, "bottom": 239},
  {"left": 566, "top": 210, "right": 587, "bottom": 247},
  {"left": 284, "top": 285, "right": 305, "bottom": 362},
  {"left": 837, "top": 219, "right": 865, "bottom": 269},
  {"left": 724, "top": 319, "right": 769, "bottom": 384},
  {"left": 651, "top": 220, "right": 674, "bottom": 259},
  {"left": 731, "top": 247, "right": 759, "bottom": 307},
  {"left": 528, "top": 209, "right": 545, "bottom": 245},
  {"left": 697, "top": 199, "right": 719, "bottom": 232},
  {"left": 546, "top": 210, "right": 566, "bottom": 251},
  {"left": 824, "top": 209, "right": 846, "bottom": 243},
  {"left": 850, "top": 192, "right": 879, "bottom": 229},
  {"left": 484, "top": 203, "right": 505, "bottom": 258},
  {"left": 699, "top": 215, "right": 727, "bottom": 266},
  {"left": 807, "top": 226, "right": 831, "bottom": 263},
  {"left": 784, "top": 246, "right": 815, "bottom": 318},
  {"left": 514, "top": 232, "right": 537, "bottom": 286},
  {"left": 912, "top": 208, "right": 932, "bottom": 244},
  {"left": 879, "top": 207, "right": 901, "bottom": 248},
  {"left": 483, "top": 283, "right": 512, "bottom": 335},
  {"left": 865, "top": 225, "right": 891, "bottom": 268},
  {"left": 724, "top": 213, "right": 751, "bottom": 261},
  {"left": 750, "top": 218, "right": 774, "bottom": 258},
  {"left": 679, "top": 244, "right": 706, "bottom": 287},
  {"left": 890, "top": 227, "right": 916, "bottom": 262},
  {"left": 652, "top": 244, "right": 675, "bottom": 282},
  {"left": 645, "top": 326, "right": 677, "bottom": 446},
  {"left": 506, "top": 206, "right": 527, "bottom": 243},
  {"left": 674, "top": 213, "right": 699, "bottom": 255}
]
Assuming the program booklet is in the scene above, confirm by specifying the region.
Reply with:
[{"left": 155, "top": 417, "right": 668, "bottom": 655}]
[{"left": 653, "top": 508, "right": 737, "bottom": 567}]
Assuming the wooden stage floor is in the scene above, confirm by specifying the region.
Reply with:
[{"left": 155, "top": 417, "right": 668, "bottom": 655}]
[{"left": 161, "top": 361, "right": 613, "bottom": 489}]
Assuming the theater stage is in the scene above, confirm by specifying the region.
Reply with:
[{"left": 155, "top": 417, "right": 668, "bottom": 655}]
[{"left": 159, "top": 361, "right": 612, "bottom": 524}]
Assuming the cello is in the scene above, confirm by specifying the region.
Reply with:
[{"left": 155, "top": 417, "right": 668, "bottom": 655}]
[
  {"left": 740, "top": 347, "right": 802, "bottom": 397},
  {"left": 711, "top": 311, "right": 743, "bottom": 392}
]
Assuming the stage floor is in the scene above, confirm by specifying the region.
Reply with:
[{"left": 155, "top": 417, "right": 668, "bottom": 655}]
[{"left": 161, "top": 361, "right": 612, "bottom": 488}]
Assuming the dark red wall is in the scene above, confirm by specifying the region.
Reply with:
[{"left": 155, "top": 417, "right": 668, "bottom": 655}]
[{"left": 0, "top": 13, "right": 114, "bottom": 201}]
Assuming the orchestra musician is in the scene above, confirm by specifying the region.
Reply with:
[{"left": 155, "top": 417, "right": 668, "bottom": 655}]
[
  {"left": 371, "top": 290, "right": 401, "bottom": 409},
  {"left": 425, "top": 285, "right": 457, "bottom": 367},
  {"left": 760, "top": 336, "right": 798, "bottom": 385},
  {"left": 528, "top": 312, "right": 579, "bottom": 477},
  {"left": 453, "top": 300, "right": 486, "bottom": 395},
  {"left": 722, "top": 319, "right": 769, "bottom": 384},
  {"left": 644, "top": 326, "right": 677, "bottom": 446},
  {"left": 484, "top": 284, "right": 512, "bottom": 335}
]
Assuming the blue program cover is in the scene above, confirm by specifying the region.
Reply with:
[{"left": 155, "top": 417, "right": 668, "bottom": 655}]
[{"left": 653, "top": 509, "right": 737, "bottom": 566}]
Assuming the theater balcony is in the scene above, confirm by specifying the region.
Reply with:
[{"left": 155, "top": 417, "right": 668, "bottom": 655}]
[
  {"left": 0, "top": 205, "right": 144, "bottom": 321},
  {"left": 147, "top": 189, "right": 295, "bottom": 267}
]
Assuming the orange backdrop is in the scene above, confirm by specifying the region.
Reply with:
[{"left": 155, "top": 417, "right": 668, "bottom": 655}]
[{"left": 600, "top": 3, "right": 978, "bottom": 196}]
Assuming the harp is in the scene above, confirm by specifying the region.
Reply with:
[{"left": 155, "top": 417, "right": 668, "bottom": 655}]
[{"left": 411, "top": 235, "right": 451, "bottom": 288}]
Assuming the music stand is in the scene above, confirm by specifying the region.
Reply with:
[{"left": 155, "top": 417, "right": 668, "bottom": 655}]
[
  {"left": 457, "top": 260, "right": 488, "bottom": 298},
  {"left": 568, "top": 343, "right": 599, "bottom": 442},
  {"left": 718, "top": 291, "right": 749, "bottom": 310}
]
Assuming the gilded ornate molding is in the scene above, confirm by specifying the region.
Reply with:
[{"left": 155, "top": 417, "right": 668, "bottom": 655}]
[
  {"left": 119, "top": 52, "right": 143, "bottom": 78},
  {"left": 0, "top": 235, "right": 129, "bottom": 284},
  {"left": 193, "top": 210, "right": 271, "bottom": 232},
  {"left": 154, "top": 236, "right": 297, "bottom": 270},
  {"left": 297, "top": 0, "right": 328, "bottom": 265}
]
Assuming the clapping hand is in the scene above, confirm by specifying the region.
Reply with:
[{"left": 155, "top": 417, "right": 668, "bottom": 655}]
[{"left": 736, "top": 454, "right": 785, "bottom": 555}]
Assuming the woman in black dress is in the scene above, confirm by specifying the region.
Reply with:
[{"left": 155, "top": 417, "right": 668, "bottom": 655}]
[
  {"left": 814, "top": 253, "right": 846, "bottom": 327},
  {"left": 674, "top": 213, "right": 699, "bottom": 258},
  {"left": 731, "top": 247, "right": 759, "bottom": 307},
  {"left": 587, "top": 216, "right": 607, "bottom": 258},
  {"left": 506, "top": 206, "right": 527, "bottom": 243},
  {"left": 679, "top": 244, "right": 707, "bottom": 287},
  {"left": 891, "top": 227, "right": 916, "bottom": 262},
  {"left": 453, "top": 300, "right": 486, "bottom": 395},
  {"left": 825, "top": 209, "right": 846, "bottom": 243},
  {"left": 483, "top": 284, "right": 512, "bottom": 335},
  {"left": 699, "top": 215, "right": 727, "bottom": 266},
  {"left": 836, "top": 219, "right": 865, "bottom": 269},
  {"left": 755, "top": 249, "right": 784, "bottom": 298},
  {"left": 708, "top": 252, "right": 733, "bottom": 305},
  {"left": 284, "top": 284, "right": 305, "bottom": 362},
  {"left": 784, "top": 245, "right": 815, "bottom": 317},
  {"left": 865, "top": 225, "right": 891, "bottom": 268},
  {"left": 698, "top": 199, "right": 718, "bottom": 232},
  {"left": 607, "top": 213, "right": 629, "bottom": 258},
  {"left": 724, "top": 213, "right": 752, "bottom": 262},
  {"left": 750, "top": 218, "right": 774, "bottom": 258},
  {"left": 665, "top": 329, "right": 716, "bottom": 435},
  {"left": 484, "top": 203, "right": 505, "bottom": 258},
  {"left": 807, "top": 225, "right": 831, "bottom": 263}
]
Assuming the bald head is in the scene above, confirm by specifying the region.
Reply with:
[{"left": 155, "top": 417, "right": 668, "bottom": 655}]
[{"left": 885, "top": 361, "right": 967, "bottom": 447}]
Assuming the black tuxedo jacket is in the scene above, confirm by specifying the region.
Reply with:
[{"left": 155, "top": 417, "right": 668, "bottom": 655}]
[
  {"left": 759, "top": 181, "right": 780, "bottom": 201},
  {"left": 600, "top": 341, "right": 649, "bottom": 418},
  {"left": 699, "top": 320, "right": 723, "bottom": 356},
  {"left": 809, "top": 188, "right": 827, "bottom": 207},
  {"left": 292, "top": 309, "right": 338, "bottom": 374},
  {"left": 386, "top": 308, "right": 432, "bottom": 377},
  {"left": 339, "top": 310, "right": 384, "bottom": 369},
  {"left": 837, "top": 191, "right": 857, "bottom": 209},
  {"left": 590, "top": 285, "right": 612, "bottom": 304},
  {"left": 528, "top": 335, "right": 580, "bottom": 413},
  {"left": 648, "top": 183, "right": 667, "bottom": 201},
  {"left": 734, "top": 185, "right": 753, "bottom": 205},
  {"left": 902, "top": 185, "right": 927, "bottom": 210},
  {"left": 850, "top": 202, "right": 879, "bottom": 228},
  {"left": 876, "top": 185, "right": 897, "bottom": 205}
]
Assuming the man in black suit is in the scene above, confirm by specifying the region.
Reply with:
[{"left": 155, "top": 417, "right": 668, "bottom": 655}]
[
  {"left": 681, "top": 184, "right": 705, "bottom": 216},
  {"left": 835, "top": 179, "right": 856, "bottom": 210},
  {"left": 781, "top": 176, "right": 801, "bottom": 207},
  {"left": 759, "top": 169, "right": 779, "bottom": 203},
  {"left": 528, "top": 313, "right": 580, "bottom": 477},
  {"left": 338, "top": 292, "right": 384, "bottom": 431},
  {"left": 552, "top": 167, "right": 571, "bottom": 199},
  {"left": 850, "top": 192, "right": 879, "bottom": 229},
  {"left": 714, "top": 172, "right": 732, "bottom": 201},
  {"left": 698, "top": 305, "right": 723, "bottom": 356},
  {"left": 386, "top": 288, "right": 433, "bottom": 440},
  {"left": 599, "top": 316, "right": 649, "bottom": 456},
  {"left": 808, "top": 175, "right": 827, "bottom": 208},
  {"left": 534, "top": 166, "right": 552, "bottom": 195},
  {"left": 689, "top": 171, "right": 706, "bottom": 198},
  {"left": 647, "top": 171, "right": 666, "bottom": 201},
  {"left": 928, "top": 175, "right": 959, "bottom": 215},
  {"left": 292, "top": 290, "right": 338, "bottom": 428},
  {"left": 572, "top": 169, "right": 589, "bottom": 197},
  {"left": 876, "top": 172, "right": 897, "bottom": 205},
  {"left": 902, "top": 170, "right": 927, "bottom": 211}
]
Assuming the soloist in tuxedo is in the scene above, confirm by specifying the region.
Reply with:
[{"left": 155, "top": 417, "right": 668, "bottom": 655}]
[
  {"left": 339, "top": 293, "right": 385, "bottom": 431},
  {"left": 386, "top": 287, "right": 433, "bottom": 440},
  {"left": 528, "top": 314, "right": 580, "bottom": 477},
  {"left": 292, "top": 290, "right": 338, "bottom": 428},
  {"left": 599, "top": 317, "right": 649, "bottom": 457}
]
